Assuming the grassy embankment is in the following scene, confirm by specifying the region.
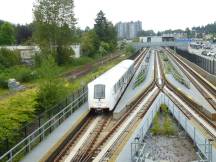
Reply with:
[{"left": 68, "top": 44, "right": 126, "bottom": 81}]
[
  {"left": 160, "top": 53, "right": 190, "bottom": 88},
  {"left": 0, "top": 52, "right": 129, "bottom": 147}
]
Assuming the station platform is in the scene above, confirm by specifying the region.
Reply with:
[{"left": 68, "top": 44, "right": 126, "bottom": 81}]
[
  {"left": 21, "top": 103, "right": 89, "bottom": 162},
  {"left": 113, "top": 52, "right": 155, "bottom": 119}
]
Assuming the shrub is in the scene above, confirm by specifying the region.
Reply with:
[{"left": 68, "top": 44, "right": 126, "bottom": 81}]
[
  {"left": 35, "top": 56, "right": 68, "bottom": 114},
  {"left": 56, "top": 47, "right": 74, "bottom": 65},
  {"left": 151, "top": 113, "right": 161, "bottom": 135},
  {"left": 0, "top": 66, "right": 38, "bottom": 85},
  {"left": 160, "top": 104, "right": 168, "bottom": 113},
  {"left": 163, "top": 115, "right": 175, "bottom": 135},
  {"left": 0, "top": 74, "right": 8, "bottom": 88},
  {"left": 124, "top": 44, "right": 135, "bottom": 55},
  {"left": 35, "top": 79, "right": 68, "bottom": 114},
  {"left": 14, "top": 67, "right": 37, "bottom": 82},
  {"left": 69, "top": 56, "right": 94, "bottom": 66},
  {"left": 0, "top": 48, "right": 21, "bottom": 69}
]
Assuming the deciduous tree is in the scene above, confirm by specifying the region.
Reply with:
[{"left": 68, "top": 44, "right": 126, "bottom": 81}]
[
  {"left": 0, "top": 22, "right": 16, "bottom": 45},
  {"left": 33, "top": 0, "right": 76, "bottom": 65}
]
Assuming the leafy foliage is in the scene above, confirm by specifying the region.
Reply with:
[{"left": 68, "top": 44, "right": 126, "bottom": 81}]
[
  {"left": 33, "top": 0, "right": 76, "bottom": 65},
  {"left": 151, "top": 113, "right": 161, "bottom": 135},
  {"left": 151, "top": 104, "right": 175, "bottom": 136},
  {"left": 15, "top": 24, "right": 33, "bottom": 44},
  {"left": 0, "top": 64, "right": 38, "bottom": 89},
  {"left": 35, "top": 56, "right": 68, "bottom": 113},
  {"left": 0, "top": 22, "right": 16, "bottom": 45},
  {"left": 81, "top": 30, "right": 99, "bottom": 57},
  {"left": 81, "top": 10, "right": 117, "bottom": 57},
  {"left": 124, "top": 44, "right": 135, "bottom": 55},
  {"left": 0, "top": 89, "right": 36, "bottom": 142},
  {"left": 0, "top": 48, "right": 21, "bottom": 69},
  {"left": 94, "top": 11, "right": 117, "bottom": 51}
]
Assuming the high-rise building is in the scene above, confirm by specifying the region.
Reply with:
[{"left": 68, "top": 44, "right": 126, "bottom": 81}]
[{"left": 116, "top": 21, "right": 142, "bottom": 40}]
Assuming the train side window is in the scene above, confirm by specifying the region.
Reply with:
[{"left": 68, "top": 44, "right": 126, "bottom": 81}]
[{"left": 94, "top": 84, "right": 105, "bottom": 99}]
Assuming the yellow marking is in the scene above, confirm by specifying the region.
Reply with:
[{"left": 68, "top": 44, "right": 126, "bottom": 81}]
[{"left": 187, "top": 95, "right": 192, "bottom": 99}]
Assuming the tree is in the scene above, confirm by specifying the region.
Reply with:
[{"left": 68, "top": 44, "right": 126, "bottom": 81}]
[
  {"left": 15, "top": 24, "right": 33, "bottom": 44},
  {"left": 185, "top": 27, "right": 192, "bottom": 38},
  {"left": 81, "top": 30, "right": 99, "bottom": 57},
  {"left": 35, "top": 56, "right": 68, "bottom": 113},
  {"left": 94, "top": 11, "right": 117, "bottom": 52},
  {"left": 0, "top": 22, "right": 16, "bottom": 45},
  {"left": 94, "top": 11, "right": 109, "bottom": 42},
  {"left": 33, "top": 0, "right": 76, "bottom": 65}
]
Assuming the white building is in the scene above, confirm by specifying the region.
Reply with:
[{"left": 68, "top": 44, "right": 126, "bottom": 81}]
[
  {"left": 0, "top": 44, "right": 81, "bottom": 63},
  {"left": 139, "top": 36, "right": 175, "bottom": 43},
  {"left": 70, "top": 44, "right": 81, "bottom": 58},
  {"left": 116, "top": 21, "right": 142, "bottom": 40}
]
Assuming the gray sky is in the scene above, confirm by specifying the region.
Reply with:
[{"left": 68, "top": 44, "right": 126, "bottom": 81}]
[{"left": 0, "top": 0, "right": 215, "bottom": 31}]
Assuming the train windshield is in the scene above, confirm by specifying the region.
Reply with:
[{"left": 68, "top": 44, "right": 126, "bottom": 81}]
[{"left": 94, "top": 84, "right": 105, "bottom": 99}]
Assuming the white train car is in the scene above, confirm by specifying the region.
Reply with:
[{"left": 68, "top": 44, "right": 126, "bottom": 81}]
[{"left": 88, "top": 60, "right": 135, "bottom": 111}]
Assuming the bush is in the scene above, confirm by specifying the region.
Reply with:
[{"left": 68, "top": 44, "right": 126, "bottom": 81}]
[
  {"left": 124, "top": 44, "right": 135, "bottom": 55},
  {"left": 35, "top": 56, "right": 68, "bottom": 114},
  {"left": 56, "top": 47, "right": 74, "bottom": 65},
  {"left": 0, "top": 48, "right": 21, "bottom": 69},
  {"left": 9, "top": 66, "right": 37, "bottom": 83},
  {"left": 0, "top": 66, "right": 38, "bottom": 85},
  {"left": 35, "top": 79, "right": 68, "bottom": 114},
  {"left": 163, "top": 115, "right": 175, "bottom": 135},
  {"left": 160, "top": 104, "right": 168, "bottom": 113},
  {"left": 69, "top": 56, "right": 94, "bottom": 66},
  {"left": 151, "top": 113, "right": 161, "bottom": 135},
  {"left": 0, "top": 74, "right": 8, "bottom": 88}
]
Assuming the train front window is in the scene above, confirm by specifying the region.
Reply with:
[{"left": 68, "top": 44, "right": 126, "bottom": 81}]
[{"left": 94, "top": 84, "right": 105, "bottom": 99}]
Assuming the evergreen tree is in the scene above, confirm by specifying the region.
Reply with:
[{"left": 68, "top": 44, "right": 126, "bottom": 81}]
[
  {"left": 94, "top": 10, "right": 117, "bottom": 52},
  {"left": 94, "top": 10, "right": 109, "bottom": 42}
]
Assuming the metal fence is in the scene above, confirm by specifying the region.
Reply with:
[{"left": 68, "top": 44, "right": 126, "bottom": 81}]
[
  {"left": 0, "top": 86, "right": 88, "bottom": 162},
  {"left": 175, "top": 48, "right": 216, "bottom": 75}
]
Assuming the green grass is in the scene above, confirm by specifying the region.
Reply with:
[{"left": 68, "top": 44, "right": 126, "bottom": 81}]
[
  {"left": 151, "top": 104, "right": 175, "bottom": 136},
  {"left": 160, "top": 54, "right": 190, "bottom": 89},
  {"left": 133, "top": 65, "right": 148, "bottom": 88}
]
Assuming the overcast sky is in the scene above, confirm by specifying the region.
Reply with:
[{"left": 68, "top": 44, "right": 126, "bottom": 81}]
[{"left": 0, "top": 0, "right": 215, "bottom": 31}]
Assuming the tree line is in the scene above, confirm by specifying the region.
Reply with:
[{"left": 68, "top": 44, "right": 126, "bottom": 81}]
[
  {"left": 137, "top": 21, "right": 216, "bottom": 38},
  {"left": 0, "top": 20, "right": 33, "bottom": 45}
]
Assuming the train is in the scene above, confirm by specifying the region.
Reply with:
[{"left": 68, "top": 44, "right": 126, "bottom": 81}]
[{"left": 88, "top": 59, "right": 135, "bottom": 111}]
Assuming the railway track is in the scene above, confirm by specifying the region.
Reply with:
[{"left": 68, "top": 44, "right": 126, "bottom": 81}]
[
  {"left": 51, "top": 48, "right": 216, "bottom": 162},
  {"left": 157, "top": 50, "right": 216, "bottom": 138},
  {"left": 164, "top": 49, "right": 216, "bottom": 117},
  {"left": 166, "top": 48, "right": 216, "bottom": 99},
  {"left": 50, "top": 48, "right": 151, "bottom": 162}
]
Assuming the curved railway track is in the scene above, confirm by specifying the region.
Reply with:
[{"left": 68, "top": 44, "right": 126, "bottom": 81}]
[
  {"left": 50, "top": 48, "right": 216, "bottom": 162},
  {"left": 50, "top": 48, "right": 152, "bottom": 162},
  {"left": 166, "top": 48, "right": 216, "bottom": 99},
  {"left": 158, "top": 50, "right": 216, "bottom": 138},
  {"left": 164, "top": 49, "right": 216, "bottom": 117}
]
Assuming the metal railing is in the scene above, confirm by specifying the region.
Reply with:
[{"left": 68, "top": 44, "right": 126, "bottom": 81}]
[{"left": 0, "top": 89, "right": 88, "bottom": 162}]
